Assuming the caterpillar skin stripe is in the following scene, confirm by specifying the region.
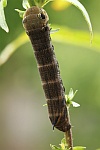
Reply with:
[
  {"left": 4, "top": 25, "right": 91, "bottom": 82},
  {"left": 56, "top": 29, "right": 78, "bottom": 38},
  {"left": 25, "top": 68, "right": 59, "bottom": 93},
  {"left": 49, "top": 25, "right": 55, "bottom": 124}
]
[{"left": 23, "top": 6, "right": 71, "bottom": 132}]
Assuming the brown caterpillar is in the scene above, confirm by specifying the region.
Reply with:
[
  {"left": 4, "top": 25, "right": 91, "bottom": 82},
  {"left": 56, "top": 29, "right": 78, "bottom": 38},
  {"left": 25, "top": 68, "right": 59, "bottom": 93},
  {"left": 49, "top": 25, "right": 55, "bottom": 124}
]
[{"left": 23, "top": 6, "right": 71, "bottom": 132}]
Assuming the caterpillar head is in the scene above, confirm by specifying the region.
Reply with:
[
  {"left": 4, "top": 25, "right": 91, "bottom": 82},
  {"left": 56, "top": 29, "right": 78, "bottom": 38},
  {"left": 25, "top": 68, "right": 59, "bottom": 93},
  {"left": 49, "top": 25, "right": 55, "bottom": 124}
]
[{"left": 23, "top": 6, "right": 49, "bottom": 31}]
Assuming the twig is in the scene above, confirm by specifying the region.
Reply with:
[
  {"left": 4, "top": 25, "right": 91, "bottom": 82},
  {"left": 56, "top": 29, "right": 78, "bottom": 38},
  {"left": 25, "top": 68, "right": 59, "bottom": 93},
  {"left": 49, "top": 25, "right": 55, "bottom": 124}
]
[{"left": 65, "top": 108, "right": 73, "bottom": 150}]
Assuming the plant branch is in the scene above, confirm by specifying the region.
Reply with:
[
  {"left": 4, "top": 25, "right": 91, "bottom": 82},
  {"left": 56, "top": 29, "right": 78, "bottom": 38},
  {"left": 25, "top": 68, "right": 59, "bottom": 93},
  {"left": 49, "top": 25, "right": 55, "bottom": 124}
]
[{"left": 65, "top": 108, "right": 73, "bottom": 150}]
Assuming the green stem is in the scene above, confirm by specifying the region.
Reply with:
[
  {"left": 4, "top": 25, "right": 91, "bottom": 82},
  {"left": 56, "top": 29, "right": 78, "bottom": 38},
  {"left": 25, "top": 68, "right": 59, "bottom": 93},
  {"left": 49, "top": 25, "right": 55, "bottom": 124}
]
[{"left": 65, "top": 108, "right": 73, "bottom": 150}]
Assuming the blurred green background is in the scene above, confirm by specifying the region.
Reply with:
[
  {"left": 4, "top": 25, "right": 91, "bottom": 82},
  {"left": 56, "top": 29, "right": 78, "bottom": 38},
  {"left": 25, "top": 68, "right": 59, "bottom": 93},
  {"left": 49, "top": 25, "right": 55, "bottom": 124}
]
[{"left": 0, "top": 0, "right": 100, "bottom": 150}]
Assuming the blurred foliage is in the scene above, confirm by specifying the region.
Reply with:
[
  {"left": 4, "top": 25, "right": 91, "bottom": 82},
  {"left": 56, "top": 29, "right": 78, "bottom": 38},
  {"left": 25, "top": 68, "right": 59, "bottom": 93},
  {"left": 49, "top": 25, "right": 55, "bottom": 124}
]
[
  {"left": 0, "top": 0, "right": 9, "bottom": 32},
  {"left": 50, "top": 138, "right": 86, "bottom": 150},
  {"left": 0, "top": 0, "right": 100, "bottom": 150},
  {"left": 51, "top": 0, "right": 71, "bottom": 11},
  {"left": 1, "top": 25, "right": 98, "bottom": 66}
]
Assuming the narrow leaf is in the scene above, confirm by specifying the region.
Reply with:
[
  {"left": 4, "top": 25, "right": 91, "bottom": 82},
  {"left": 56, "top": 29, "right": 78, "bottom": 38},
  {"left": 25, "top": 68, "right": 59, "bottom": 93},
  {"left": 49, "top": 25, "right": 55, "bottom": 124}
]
[
  {"left": 51, "top": 25, "right": 99, "bottom": 51},
  {"left": 1, "top": 25, "right": 100, "bottom": 66},
  {"left": 15, "top": 9, "right": 25, "bottom": 18},
  {"left": 34, "top": 0, "right": 52, "bottom": 7},
  {"left": 50, "top": 144, "right": 61, "bottom": 150},
  {"left": 72, "top": 101, "right": 80, "bottom": 107},
  {"left": 50, "top": 28, "right": 60, "bottom": 34},
  {"left": 68, "top": 88, "right": 78, "bottom": 101},
  {"left": 0, "top": 32, "right": 28, "bottom": 66},
  {"left": 43, "top": 103, "right": 47, "bottom": 106},
  {"left": 68, "top": 88, "right": 74, "bottom": 100},
  {"left": 22, "top": 0, "right": 30, "bottom": 9},
  {"left": 73, "top": 146, "right": 86, "bottom": 150},
  {"left": 2, "top": 0, "right": 7, "bottom": 7},
  {"left": 65, "top": 0, "right": 93, "bottom": 43},
  {"left": 0, "top": 0, "right": 9, "bottom": 32}
]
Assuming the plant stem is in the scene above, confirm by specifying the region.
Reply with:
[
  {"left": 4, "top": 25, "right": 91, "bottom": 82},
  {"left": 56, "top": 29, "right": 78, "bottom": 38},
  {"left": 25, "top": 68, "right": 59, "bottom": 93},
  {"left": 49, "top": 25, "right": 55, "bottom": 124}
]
[{"left": 65, "top": 108, "right": 73, "bottom": 150}]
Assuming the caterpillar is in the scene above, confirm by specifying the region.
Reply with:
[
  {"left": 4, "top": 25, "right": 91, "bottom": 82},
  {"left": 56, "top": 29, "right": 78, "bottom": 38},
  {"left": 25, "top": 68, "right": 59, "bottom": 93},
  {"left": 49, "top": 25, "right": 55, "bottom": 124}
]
[{"left": 23, "top": 6, "right": 71, "bottom": 132}]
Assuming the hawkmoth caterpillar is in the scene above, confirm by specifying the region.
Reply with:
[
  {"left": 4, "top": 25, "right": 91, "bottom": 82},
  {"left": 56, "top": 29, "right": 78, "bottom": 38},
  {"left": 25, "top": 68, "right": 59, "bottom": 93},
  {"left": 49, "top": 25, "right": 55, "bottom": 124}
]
[{"left": 23, "top": 6, "right": 71, "bottom": 132}]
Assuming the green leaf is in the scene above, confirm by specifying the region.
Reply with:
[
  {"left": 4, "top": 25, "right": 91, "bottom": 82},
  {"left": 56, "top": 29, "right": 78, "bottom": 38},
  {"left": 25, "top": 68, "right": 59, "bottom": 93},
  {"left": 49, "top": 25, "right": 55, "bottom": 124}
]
[
  {"left": 50, "top": 138, "right": 69, "bottom": 150},
  {"left": 65, "top": 88, "right": 78, "bottom": 107},
  {"left": 60, "top": 138, "right": 68, "bottom": 150},
  {"left": 15, "top": 9, "right": 25, "bottom": 18},
  {"left": 1, "top": 25, "right": 100, "bottom": 66},
  {"left": 34, "top": 0, "right": 53, "bottom": 7},
  {"left": 71, "top": 101, "right": 80, "bottom": 107},
  {"left": 50, "top": 28, "right": 60, "bottom": 34},
  {"left": 0, "top": 0, "right": 9, "bottom": 32},
  {"left": 2, "top": 0, "right": 7, "bottom": 7},
  {"left": 51, "top": 25, "right": 99, "bottom": 51},
  {"left": 22, "top": 0, "right": 30, "bottom": 9},
  {"left": 68, "top": 88, "right": 78, "bottom": 100},
  {"left": 0, "top": 32, "right": 28, "bottom": 66},
  {"left": 73, "top": 146, "right": 86, "bottom": 150},
  {"left": 68, "top": 88, "right": 74, "bottom": 100},
  {"left": 61, "top": 138, "right": 66, "bottom": 145},
  {"left": 43, "top": 103, "right": 47, "bottom": 106},
  {"left": 65, "top": 0, "right": 93, "bottom": 43},
  {"left": 50, "top": 144, "right": 61, "bottom": 150},
  {"left": 65, "top": 88, "right": 78, "bottom": 101}
]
